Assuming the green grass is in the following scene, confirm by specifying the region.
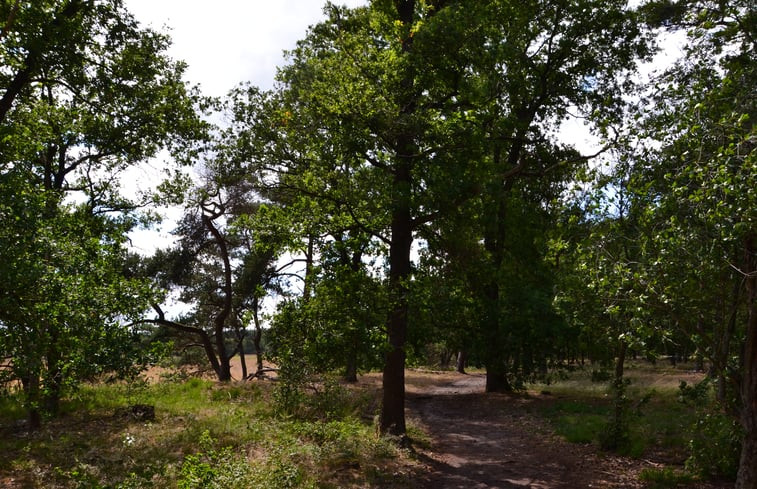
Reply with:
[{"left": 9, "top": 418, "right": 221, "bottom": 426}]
[
  {"left": 639, "top": 467, "right": 694, "bottom": 489},
  {"left": 532, "top": 363, "right": 707, "bottom": 461},
  {"left": 0, "top": 377, "right": 420, "bottom": 488},
  {"left": 541, "top": 400, "right": 609, "bottom": 443},
  {"left": 530, "top": 362, "right": 743, "bottom": 486}
]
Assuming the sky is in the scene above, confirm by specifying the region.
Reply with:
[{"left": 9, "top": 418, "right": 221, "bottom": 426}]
[
  {"left": 122, "top": 1, "right": 367, "bottom": 256},
  {"left": 118, "top": 1, "right": 685, "bottom": 314},
  {"left": 124, "top": 0, "right": 367, "bottom": 96},
  {"left": 120, "top": 1, "right": 683, "bottom": 252}
]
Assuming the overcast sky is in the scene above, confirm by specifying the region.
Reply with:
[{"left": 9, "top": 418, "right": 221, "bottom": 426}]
[{"left": 124, "top": 0, "right": 367, "bottom": 96}]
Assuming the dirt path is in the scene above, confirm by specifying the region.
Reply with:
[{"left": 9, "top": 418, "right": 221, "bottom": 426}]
[{"left": 403, "top": 373, "right": 723, "bottom": 489}]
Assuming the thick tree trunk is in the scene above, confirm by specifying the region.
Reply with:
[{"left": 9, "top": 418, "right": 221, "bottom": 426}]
[
  {"left": 379, "top": 0, "right": 416, "bottom": 438},
  {"left": 380, "top": 160, "right": 412, "bottom": 436},
  {"left": 345, "top": 349, "right": 358, "bottom": 383},
  {"left": 485, "top": 366, "right": 512, "bottom": 392},
  {"left": 344, "top": 326, "right": 359, "bottom": 382},
  {"left": 736, "top": 235, "right": 757, "bottom": 489}
]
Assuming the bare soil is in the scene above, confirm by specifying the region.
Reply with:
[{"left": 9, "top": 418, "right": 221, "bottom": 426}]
[{"left": 380, "top": 371, "right": 734, "bottom": 489}]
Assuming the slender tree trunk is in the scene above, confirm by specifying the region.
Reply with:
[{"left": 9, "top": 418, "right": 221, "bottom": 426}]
[
  {"left": 203, "top": 211, "right": 233, "bottom": 382},
  {"left": 736, "top": 235, "right": 757, "bottom": 489},
  {"left": 615, "top": 339, "right": 627, "bottom": 383},
  {"left": 456, "top": 350, "right": 467, "bottom": 374},
  {"left": 303, "top": 233, "right": 314, "bottom": 302},
  {"left": 252, "top": 300, "right": 264, "bottom": 375},
  {"left": 238, "top": 333, "right": 248, "bottom": 381},
  {"left": 43, "top": 326, "right": 63, "bottom": 416},
  {"left": 718, "top": 281, "right": 740, "bottom": 404}
]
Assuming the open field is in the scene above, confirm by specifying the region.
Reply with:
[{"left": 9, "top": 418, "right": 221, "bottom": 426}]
[{"left": 0, "top": 360, "right": 737, "bottom": 488}]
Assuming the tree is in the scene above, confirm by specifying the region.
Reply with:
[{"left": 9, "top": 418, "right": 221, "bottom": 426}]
[
  {"left": 0, "top": 0, "right": 203, "bottom": 428},
  {"left": 141, "top": 175, "right": 283, "bottom": 382},
  {"left": 626, "top": 1, "right": 755, "bottom": 484},
  {"left": 239, "top": 0, "right": 652, "bottom": 436}
]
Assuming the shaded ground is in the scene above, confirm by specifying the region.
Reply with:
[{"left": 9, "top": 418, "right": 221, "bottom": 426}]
[{"left": 398, "top": 372, "right": 731, "bottom": 489}]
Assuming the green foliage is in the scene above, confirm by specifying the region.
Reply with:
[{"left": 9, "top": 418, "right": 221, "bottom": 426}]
[
  {"left": 0, "top": 0, "right": 205, "bottom": 425},
  {"left": 686, "top": 413, "right": 742, "bottom": 480},
  {"left": 178, "top": 431, "right": 256, "bottom": 489},
  {"left": 678, "top": 379, "right": 742, "bottom": 480}
]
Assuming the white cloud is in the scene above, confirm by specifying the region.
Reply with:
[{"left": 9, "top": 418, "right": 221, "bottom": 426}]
[{"left": 124, "top": 0, "right": 366, "bottom": 95}]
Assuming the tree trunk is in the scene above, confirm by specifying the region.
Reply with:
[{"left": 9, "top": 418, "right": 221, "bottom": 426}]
[
  {"left": 252, "top": 301, "right": 264, "bottom": 375},
  {"left": 345, "top": 349, "right": 358, "bottom": 383},
  {"left": 43, "top": 327, "right": 62, "bottom": 416},
  {"left": 380, "top": 159, "right": 412, "bottom": 436},
  {"left": 486, "top": 365, "right": 512, "bottom": 392},
  {"left": 615, "top": 340, "right": 627, "bottom": 382},
  {"left": 379, "top": 0, "right": 416, "bottom": 438},
  {"left": 736, "top": 234, "right": 757, "bottom": 489},
  {"left": 303, "top": 233, "right": 315, "bottom": 302},
  {"left": 21, "top": 373, "right": 41, "bottom": 431},
  {"left": 456, "top": 350, "right": 467, "bottom": 374},
  {"left": 203, "top": 211, "right": 234, "bottom": 382},
  {"left": 238, "top": 334, "right": 248, "bottom": 381}
]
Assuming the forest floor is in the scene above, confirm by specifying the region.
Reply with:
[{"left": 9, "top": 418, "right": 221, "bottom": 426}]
[
  {"left": 0, "top": 359, "right": 738, "bottom": 488},
  {"left": 359, "top": 369, "right": 734, "bottom": 489}
]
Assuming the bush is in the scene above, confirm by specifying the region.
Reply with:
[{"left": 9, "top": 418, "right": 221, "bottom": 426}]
[
  {"left": 685, "top": 412, "right": 742, "bottom": 480},
  {"left": 678, "top": 379, "right": 741, "bottom": 480}
]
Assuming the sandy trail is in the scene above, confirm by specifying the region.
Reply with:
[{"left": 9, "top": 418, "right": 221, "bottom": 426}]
[{"left": 404, "top": 373, "right": 726, "bottom": 489}]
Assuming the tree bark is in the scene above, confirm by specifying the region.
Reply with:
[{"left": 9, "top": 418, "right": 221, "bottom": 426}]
[
  {"left": 456, "top": 350, "right": 467, "bottom": 374},
  {"left": 21, "top": 373, "right": 41, "bottom": 431},
  {"left": 252, "top": 299, "right": 264, "bottom": 375},
  {"left": 379, "top": 0, "right": 416, "bottom": 438},
  {"left": 345, "top": 347, "right": 358, "bottom": 383},
  {"left": 203, "top": 211, "right": 233, "bottom": 382},
  {"left": 736, "top": 234, "right": 757, "bottom": 489},
  {"left": 380, "top": 158, "right": 412, "bottom": 436},
  {"left": 238, "top": 331, "right": 248, "bottom": 381},
  {"left": 486, "top": 366, "right": 512, "bottom": 392}
]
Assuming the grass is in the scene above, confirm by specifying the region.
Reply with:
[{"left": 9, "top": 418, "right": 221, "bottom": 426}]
[
  {"left": 639, "top": 467, "right": 695, "bottom": 488},
  {"left": 531, "top": 361, "right": 720, "bottom": 474},
  {"left": 0, "top": 375, "right": 422, "bottom": 488}
]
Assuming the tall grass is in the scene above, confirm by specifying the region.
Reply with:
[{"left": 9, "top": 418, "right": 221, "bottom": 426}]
[{"left": 0, "top": 376, "right": 419, "bottom": 488}]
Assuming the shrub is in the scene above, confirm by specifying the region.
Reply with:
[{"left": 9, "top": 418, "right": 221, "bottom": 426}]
[{"left": 685, "top": 412, "right": 742, "bottom": 480}]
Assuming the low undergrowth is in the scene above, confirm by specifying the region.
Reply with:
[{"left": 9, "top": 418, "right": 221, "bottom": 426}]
[
  {"left": 532, "top": 361, "right": 740, "bottom": 485},
  {"left": 0, "top": 376, "right": 420, "bottom": 488}
]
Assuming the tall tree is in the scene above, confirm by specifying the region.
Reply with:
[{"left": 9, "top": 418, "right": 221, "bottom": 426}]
[
  {"left": 629, "top": 1, "right": 755, "bottom": 484},
  {"left": 0, "top": 0, "right": 203, "bottom": 427},
  {"left": 249, "top": 0, "right": 651, "bottom": 436}
]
